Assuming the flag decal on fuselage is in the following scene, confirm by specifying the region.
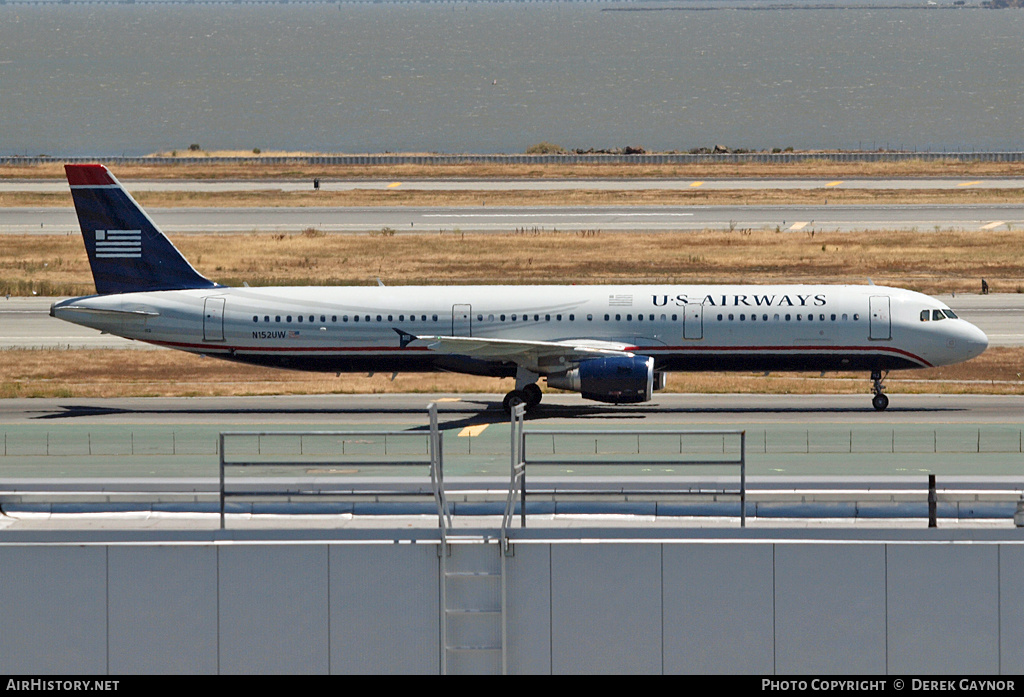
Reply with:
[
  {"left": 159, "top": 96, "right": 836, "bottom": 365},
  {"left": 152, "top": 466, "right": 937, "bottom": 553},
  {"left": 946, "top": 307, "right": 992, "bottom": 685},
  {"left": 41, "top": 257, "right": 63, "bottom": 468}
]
[{"left": 95, "top": 229, "right": 142, "bottom": 258}]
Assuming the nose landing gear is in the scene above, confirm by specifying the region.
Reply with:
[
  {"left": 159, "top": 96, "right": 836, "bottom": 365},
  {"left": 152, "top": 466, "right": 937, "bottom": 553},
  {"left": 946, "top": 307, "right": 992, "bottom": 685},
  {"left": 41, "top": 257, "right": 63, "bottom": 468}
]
[{"left": 870, "top": 370, "right": 889, "bottom": 411}]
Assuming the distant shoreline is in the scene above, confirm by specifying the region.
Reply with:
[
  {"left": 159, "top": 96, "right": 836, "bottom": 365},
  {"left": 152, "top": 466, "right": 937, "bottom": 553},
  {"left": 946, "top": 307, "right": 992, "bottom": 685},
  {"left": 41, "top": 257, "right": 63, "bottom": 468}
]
[{"left": 603, "top": 3, "right": 980, "bottom": 11}]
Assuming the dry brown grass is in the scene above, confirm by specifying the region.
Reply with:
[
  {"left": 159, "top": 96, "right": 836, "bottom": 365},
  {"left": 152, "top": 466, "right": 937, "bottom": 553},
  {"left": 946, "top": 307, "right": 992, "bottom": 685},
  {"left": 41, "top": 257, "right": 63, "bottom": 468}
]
[
  {"left": 4, "top": 229, "right": 1024, "bottom": 297},
  {"left": 4, "top": 157, "right": 1024, "bottom": 181},
  {"left": 1, "top": 347, "right": 1019, "bottom": 399},
  {"left": 4, "top": 186, "right": 1023, "bottom": 209}
]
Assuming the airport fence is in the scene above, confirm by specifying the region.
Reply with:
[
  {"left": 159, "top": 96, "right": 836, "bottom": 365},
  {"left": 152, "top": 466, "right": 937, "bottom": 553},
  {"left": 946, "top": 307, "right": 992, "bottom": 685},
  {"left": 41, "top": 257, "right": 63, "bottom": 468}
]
[{"left": 5, "top": 152, "right": 1024, "bottom": 167}]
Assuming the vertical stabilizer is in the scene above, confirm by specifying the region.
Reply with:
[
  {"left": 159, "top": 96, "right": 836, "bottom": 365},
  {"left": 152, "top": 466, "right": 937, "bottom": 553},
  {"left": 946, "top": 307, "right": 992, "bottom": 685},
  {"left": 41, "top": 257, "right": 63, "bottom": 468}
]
[{"left": 65, "top": 164, "right": 219, "bottom": 294}]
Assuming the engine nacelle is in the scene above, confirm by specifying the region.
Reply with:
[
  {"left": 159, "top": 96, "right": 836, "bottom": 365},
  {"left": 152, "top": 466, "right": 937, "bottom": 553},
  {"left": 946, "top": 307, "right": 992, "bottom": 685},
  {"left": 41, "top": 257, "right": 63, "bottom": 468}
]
[{"left": 546, "top": 356, "right": 654, "bottom": 404}]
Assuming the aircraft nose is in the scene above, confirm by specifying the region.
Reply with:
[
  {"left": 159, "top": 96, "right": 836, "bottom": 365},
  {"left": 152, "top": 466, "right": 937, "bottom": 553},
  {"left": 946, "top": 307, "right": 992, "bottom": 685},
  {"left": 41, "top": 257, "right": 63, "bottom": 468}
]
[{"left": 961, "top": 322, "right": 989, "bottom": 360}]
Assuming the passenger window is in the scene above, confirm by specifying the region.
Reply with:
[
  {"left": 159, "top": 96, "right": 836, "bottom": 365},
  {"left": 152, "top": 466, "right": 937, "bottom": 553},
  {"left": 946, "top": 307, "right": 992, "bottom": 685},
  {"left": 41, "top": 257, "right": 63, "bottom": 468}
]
[
  {"left": 853, "top": 314, "right": 860, "bottom": 321},
  {"left": 287, "top": 315, "right": 292, "bottom": 322},
  {"left": 353, "top": 315, "right": 358, "bottom": 322},
  {"left": 488, "top": 314, "right": 495, "bottom": 321},
  {"left": 830, "top": 314, "right": 836, "bottom": 321},
  {"left": 253, "top": 316, "right": 258, "bottom": 323},
  {"left": 511, "top": 314, "right": 517, "bottom": 321},
  {"left": 785, "top": 314, "right": 791, "bottom": 321},
  {"left": 321, "top": 316, "right": 326, "bottom": 323},
  {"left": 332, "top": 316, "right": 337, "bottom": 323},
  {"left": 661, "top": 314, "right": 667, "bottom": 321},
  {"left": 556, "top": 314, "right": 562, "bottom": 321},
  {"left": 616, "top": 314, "right": 621, "bottom": 321},
  {"left": 276, "top": 316, "right": 281, "bottom": 323},
  {"left": 717, "top": 314, "right": 723, "bottom": 321},
  {"left": 298, "top": 316, "right": 303, "bottom": 323},
  {"left": 501, "top": 314, "right": 506, "bottom": 321},
  {"left": 587, "top": 314, "right": 593, "bottom": 321}
]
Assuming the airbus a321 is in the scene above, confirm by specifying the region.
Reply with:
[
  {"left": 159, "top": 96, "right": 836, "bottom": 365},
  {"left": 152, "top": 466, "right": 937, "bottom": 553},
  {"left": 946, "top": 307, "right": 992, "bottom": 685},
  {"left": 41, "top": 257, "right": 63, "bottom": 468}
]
[{"left": 51, "top": 164, "right": 988, "bottom": 412}]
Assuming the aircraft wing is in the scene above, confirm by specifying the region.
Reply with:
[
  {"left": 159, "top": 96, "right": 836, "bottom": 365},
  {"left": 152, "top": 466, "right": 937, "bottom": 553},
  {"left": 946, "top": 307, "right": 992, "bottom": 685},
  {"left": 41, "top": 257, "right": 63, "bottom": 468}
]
[{"left": 414, "top": 334, "right": 635, "bottom": 374}]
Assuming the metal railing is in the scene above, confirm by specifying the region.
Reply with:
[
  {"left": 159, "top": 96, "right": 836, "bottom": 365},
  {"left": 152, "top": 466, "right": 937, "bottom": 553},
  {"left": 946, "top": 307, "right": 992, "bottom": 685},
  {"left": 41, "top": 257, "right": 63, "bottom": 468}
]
[
  {"left": 218, "top": 403, "right": 451, "bottom": 533},
  {"left": 502, "top": 405, "right": 747, "bottom": 549}
]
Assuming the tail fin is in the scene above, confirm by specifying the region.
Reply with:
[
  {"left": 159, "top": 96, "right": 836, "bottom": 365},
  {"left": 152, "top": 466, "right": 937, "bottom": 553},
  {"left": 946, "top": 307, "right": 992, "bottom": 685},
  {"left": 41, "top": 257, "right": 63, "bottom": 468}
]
[{"left": 65, "top": 164, "right": 219, "bottom": 294}]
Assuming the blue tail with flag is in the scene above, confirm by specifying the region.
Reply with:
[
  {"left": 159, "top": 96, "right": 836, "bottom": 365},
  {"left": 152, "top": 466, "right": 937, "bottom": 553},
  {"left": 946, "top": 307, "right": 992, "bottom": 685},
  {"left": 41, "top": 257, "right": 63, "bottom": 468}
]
[{"left": 65, "top": 164, "right": 219, "bottom": 294}]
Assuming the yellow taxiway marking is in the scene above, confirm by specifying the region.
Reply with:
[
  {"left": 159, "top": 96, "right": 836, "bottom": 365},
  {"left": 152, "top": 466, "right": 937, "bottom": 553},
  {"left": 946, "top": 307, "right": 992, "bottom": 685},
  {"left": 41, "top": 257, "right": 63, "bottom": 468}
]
[
  {"left": 458, "top": 424, "right": 489, "bottom": 437},
  {"left": 958, "top": 181, "right": 981, "bottom": 187},
  {"left": 788, "top": 221, "right": 810, "bottom": 231},
  {"left": 435, "top": 397, "right": 462, "bottom": 402},
  {"left": 825, "top": 181, "right": 843, "bottom": 187},
  {"left": 689, "top": 181, "right": 704, "bottom": 187},
  {"left": 387, "top": 182, "right": 402, "bottom": 188},
  {"left": 981, "top": 221, "right": 1005, "bottom": 230}
]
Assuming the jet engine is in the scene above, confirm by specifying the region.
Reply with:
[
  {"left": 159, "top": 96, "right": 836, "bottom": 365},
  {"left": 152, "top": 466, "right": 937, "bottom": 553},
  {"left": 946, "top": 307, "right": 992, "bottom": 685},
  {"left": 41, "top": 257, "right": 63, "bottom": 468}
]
[{"left": 546, "top": 355, "right": 654, "bottom": 404}]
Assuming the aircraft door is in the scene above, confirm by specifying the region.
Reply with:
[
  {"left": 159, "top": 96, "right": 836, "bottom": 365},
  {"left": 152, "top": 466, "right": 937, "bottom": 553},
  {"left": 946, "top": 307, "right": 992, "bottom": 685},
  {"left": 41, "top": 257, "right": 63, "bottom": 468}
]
[
  {"left": 452, "top": 304, "right": 472, "bottom": 337},
  {"left": 683, "top": 303, "right": 703, "bottom": 340},
  {"left": 203, "top": 296, "right": 226, "bottom": 342},
  {"left": 869, "top": 296, "right": 891, "bottom": 340}
]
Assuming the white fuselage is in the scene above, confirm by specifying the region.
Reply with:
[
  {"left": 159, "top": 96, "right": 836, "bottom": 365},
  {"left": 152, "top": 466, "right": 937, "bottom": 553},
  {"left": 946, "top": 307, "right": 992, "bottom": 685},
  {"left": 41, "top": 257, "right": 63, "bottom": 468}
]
[{"left": 51, "top": 283, "right": 988, "bottom": 379}]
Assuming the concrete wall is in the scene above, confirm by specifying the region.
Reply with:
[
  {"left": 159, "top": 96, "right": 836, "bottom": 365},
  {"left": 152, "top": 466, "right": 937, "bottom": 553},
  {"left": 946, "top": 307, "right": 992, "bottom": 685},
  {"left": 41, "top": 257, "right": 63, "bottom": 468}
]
[{"left": 2, "top": 533, "right": 1022, "bottom": 674}]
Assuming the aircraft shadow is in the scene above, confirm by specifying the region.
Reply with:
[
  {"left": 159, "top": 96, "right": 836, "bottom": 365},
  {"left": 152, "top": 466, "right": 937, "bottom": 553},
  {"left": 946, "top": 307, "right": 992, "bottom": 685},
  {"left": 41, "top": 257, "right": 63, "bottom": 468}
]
[{"left": 33, "top": 400, "right": 966, "bottom": 428}]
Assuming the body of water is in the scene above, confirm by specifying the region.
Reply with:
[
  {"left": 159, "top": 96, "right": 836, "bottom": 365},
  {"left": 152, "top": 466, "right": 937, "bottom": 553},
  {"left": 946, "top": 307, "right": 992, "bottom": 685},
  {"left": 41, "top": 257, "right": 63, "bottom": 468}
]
[{"left": 1, "top": 2, "right": 1022, "bottom": 155}]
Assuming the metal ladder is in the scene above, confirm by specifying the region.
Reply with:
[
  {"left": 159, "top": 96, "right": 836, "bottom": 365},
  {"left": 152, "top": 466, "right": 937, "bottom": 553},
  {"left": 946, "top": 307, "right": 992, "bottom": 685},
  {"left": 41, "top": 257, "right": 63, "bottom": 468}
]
[{"left": 440, "top": 540, "right": 507, "bottom": 675}]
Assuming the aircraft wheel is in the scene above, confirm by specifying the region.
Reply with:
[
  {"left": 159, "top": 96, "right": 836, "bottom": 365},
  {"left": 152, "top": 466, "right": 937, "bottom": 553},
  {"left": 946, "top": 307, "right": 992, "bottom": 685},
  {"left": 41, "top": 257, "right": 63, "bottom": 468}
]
[
  {"left": 502, "top": 390, "right": 528, "bottom": 414},
  {"left": 872, "top": 393, "right": 889, "bottom": 411},
  {"left": 522, "top": 383, "right": 543, "bottom": 408}
]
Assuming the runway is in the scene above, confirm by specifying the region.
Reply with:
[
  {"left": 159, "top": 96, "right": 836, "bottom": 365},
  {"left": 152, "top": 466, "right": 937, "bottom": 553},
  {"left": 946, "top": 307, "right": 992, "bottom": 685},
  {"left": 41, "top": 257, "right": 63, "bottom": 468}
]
[
  {"left": 4, "top": 294, "right": 1021, "bottom": 350},
  {"left": 3, "top": 203, "right": 1023, "bottom": 234}
]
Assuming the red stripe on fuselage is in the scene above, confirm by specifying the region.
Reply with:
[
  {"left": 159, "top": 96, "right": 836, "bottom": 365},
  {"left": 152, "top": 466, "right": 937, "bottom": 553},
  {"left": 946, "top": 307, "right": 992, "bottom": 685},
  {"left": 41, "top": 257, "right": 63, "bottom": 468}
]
[{"left": 147, "top": 340, "right": 932, "bottom": 367}]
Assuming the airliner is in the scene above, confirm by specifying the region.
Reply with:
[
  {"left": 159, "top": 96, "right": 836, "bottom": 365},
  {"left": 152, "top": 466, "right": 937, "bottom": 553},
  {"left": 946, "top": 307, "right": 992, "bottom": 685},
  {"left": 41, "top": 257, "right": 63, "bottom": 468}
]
[{"left": 51, "top": 164, "right": 988, "bottom": 412}]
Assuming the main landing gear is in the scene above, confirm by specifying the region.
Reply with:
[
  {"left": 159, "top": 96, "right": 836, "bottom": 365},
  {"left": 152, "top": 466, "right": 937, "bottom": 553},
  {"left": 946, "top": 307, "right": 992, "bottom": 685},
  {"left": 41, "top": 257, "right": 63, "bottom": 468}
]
[
  {"left": 870, "top": 370, "right": 889, "bottom": 411},
  {"left": 503, "top": 383, "right": 543, "bottom": 413}
]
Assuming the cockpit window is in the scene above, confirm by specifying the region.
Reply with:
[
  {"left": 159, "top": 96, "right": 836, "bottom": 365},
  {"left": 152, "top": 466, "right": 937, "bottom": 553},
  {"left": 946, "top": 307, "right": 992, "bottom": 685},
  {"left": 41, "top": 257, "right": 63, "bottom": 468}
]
[
  {"left": 943, "top": 309, "right": 958, "bottom": 319},
  {"left": 920, "top": 310, "right": 930, "bottom": 322},
  {"left": 932, "top": 310, "right": 945, "bottom": 321}
]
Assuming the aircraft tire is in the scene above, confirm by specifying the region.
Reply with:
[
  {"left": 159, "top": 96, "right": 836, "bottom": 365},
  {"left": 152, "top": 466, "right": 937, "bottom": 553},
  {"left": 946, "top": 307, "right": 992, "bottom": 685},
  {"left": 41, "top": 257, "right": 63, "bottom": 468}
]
[
  {"left": 522, "top": 383, "right": 543, "bottom": 407},
  {"left": 872, "top": 393, "right": 889, "bottom": 411},
  {"left": 503, "top": 390, "right": 528, "bottom": 414}
]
